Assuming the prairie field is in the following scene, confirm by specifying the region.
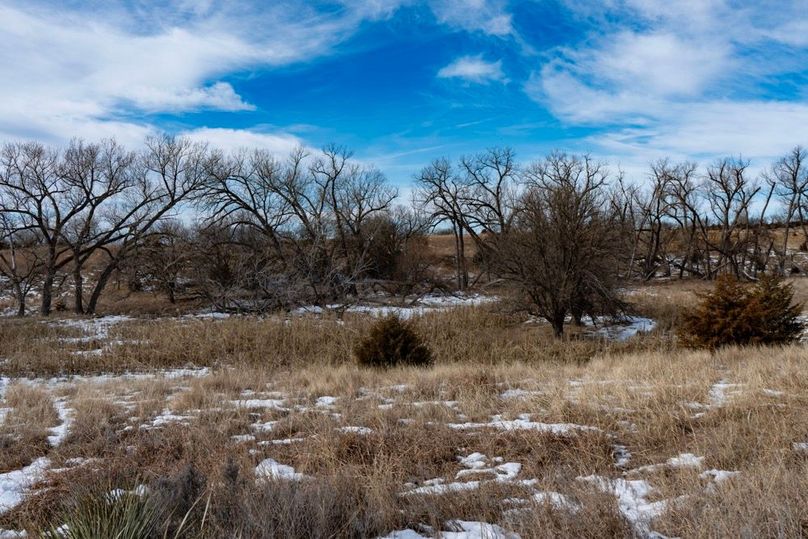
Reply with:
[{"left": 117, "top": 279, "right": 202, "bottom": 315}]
[{"left": 0, "top": 284, "right": 806, "bottom": 538}]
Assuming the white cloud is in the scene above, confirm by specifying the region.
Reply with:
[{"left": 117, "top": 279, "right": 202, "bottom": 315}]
[
  {"left": 181, "top": 127, "right": 305, "bottom": 156},
  {"left": 0, "top": 1, "right": 400, "bottom": 145},
  {"left": 429, "top": 0, "right": 513, "bottom": 36},
  {"left": 529, "top": 0, "right": 808, "bottom": 171},
  {"left": 438, "top": 55, "right": 505, "bottom": 83},
  {"left": 129, "top": 82, "right": 255, "bottom": 113},
  {"left": 591, "top": 101, "right": 808, "bottom": 160},
  {"left": 593, "top": 31, "right": 729, "bottom": 97}
]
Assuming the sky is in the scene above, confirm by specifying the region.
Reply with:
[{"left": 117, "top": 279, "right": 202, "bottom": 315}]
[{"left": 1, "top": 0, "right": 807, "bottom": 186}]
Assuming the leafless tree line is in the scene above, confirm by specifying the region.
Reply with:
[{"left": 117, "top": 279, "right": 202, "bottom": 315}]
[
  {"left": 0, "top": 137, "right": 431, "bottom": 316},
  {"left": 0, "top": 136, "right": 806, "bottom": 329}
]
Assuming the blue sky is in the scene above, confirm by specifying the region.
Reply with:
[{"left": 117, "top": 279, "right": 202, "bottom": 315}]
[{"left": 1, "top": 0, "right": 807, "bottom": 185}]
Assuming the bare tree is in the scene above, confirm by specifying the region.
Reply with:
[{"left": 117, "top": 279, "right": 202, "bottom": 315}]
[
  {"left": 57, "top": 139, "right": 136, "bottom": 313},
  {"left": 83, "top": 135, "right": 208, "bottom": 314},
  {"left": 765, "top": 146, "right": 808, "bottom": 273},
  {"left": 701, "top": 158, "right": 760, "bottom": 278},
  {"left": 416, "top": 159, "right": 470, "bottom": 290},
  {"left": 494, "top": 153, "right": 628, "bottom": 337},
  {"left": 203, "top": 145, "right": 397, "bottom": 309},
  {"left": 0, "top": 142, "right": 85, "bottom": 315},
  {"left": 0, "top": 212, "right": 42, "bottom": 316},
  {"left": 123, "top": 221, "right": 193, "bottom": 304}
]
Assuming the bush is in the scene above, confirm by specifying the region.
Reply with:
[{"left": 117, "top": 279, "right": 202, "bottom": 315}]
[
  {"left": 679, "top": 274, "right": 804, "bottom": 348},
  {"left": 46, "top": 489, "right": 163, "bottom": 539},
  {"left": 354, "top": 315, "right": 433, "bottom": 368}
]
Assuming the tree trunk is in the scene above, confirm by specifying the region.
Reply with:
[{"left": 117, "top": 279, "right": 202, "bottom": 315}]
[
  {"left": 73, "top": 262, "right": 84, "bottom": 314},
  {"left": 40, "top": 266, "right": 55, "bottom": 316},
  {"left": 458, "top": 227, "right": 468, "bottom": 290},
  {"left": 452, "top": 223, "right": 462, "bottom": 291},
  {"left": 14, "top": 282, "right": 25, "bottom": 317},
  {"left": 86, "top": 262, "right": 117, "bottom": 315},
  {"left": 550, "top": 314, "right": 564, "bottom": 338},
  {"left": 167, "top": 282, "right": 176, "bottom": 304}
]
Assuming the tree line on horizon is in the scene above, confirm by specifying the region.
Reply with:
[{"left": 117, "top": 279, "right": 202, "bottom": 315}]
[{"left": 0, "top": 136, "right": 806, "bottom": 336}]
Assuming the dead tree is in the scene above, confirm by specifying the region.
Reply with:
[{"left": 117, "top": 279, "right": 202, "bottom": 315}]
[
  {"left": 0, "top": 142, "right": 84, "bottom": 315},
  {"left": 416, "top": 159, "right": 470, "bottom": 290},
  {"left": 765, "top": 146, "right": 808, "bottom": 273},
  {"left": 83, "top": 135, "right": 208, "bottom": 314},
  {"left": 0, "top": 212, "right": 43, "bottom": 316},
  {"left": 494, "top": 153, "right": 628, "bottom": 337}
]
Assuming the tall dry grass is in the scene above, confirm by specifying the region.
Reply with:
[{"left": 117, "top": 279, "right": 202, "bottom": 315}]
[{"left": 0, "top": 282, "right": 806, "bottom": 537}]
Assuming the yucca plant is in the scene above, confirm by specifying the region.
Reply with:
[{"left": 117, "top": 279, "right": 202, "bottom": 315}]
[
  {"left": 45, "top": 490, "right": 163, "bottom": 539},
  {"left": 44, "top": 484, "right": 211, "bottom": 539}
]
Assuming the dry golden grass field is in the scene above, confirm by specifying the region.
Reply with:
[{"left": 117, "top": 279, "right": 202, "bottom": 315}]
[{"left": 0, "top": 282, "right": 806, "bottom": 537}]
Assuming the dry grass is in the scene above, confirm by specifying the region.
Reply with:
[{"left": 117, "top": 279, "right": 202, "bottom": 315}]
[
  {"left": 0, "top": 301, "right": 675, "bottom": 377},
  {"left": 0, "top": 282, "right": 807, "bottom": 537},
  {"left": 0, "top": 384, "right": 58, "bottom": 472}
]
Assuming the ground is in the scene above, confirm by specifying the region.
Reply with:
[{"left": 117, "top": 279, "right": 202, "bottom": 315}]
[{"left": 0, "top": 286, "right": 806, "bottom": 538}]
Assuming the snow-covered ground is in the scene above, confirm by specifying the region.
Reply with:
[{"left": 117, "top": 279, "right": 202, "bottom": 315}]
[
  {"left": 0, "top": 362, "right": 765, "bottom": 538},
  {"left": 293, "top": 292, "right": 499, "bottom": 319},
  {"left": 0, "top": 292, "right": 785, "bottom": 537}
]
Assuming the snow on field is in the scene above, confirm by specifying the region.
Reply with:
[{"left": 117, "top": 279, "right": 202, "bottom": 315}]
[
  {"left": 47, "top": 399, "right": 73, "bottom": 446},
  {"left": 499, "top": 388, "right": 543, "bottom": 400},
  {"left": 635, "top": 453, "right": 704, "bottom": 473},
  {"left": 613, "top": 444, "right": 632, "bottom": 468},
  {"left": 578, "top": 475, "right": 677, "bottom": 538},
  {"left": 229, "top": 398, "right": 287, "bottom": 410},
  {"left": 402, "top": 452, "right": 526, "bottom": 496},
  {"left": 143, "top": 410, "right": 193, "bottom": 429},
  {"left": 380, "top": 520, "right": 520, "bottom": 539},
  {"left": 293, "top": 293, "right": 498, "bottom": 319},
  {"left": 708, "top": 380, "right": 743, "bottom": 408},
  {"left": 337, "top": 426, "right": 373, "bottom": 435},
  {"left": 51, "top": 315, "right": 133, "bottom": 342},
  {"left": 0, "top": 458, "right": 50, "bottom": 515},
  {"left": 700, "top": 469, "right": 740, "bottom": 492},
  {"left": 448, "top": 414, "right": 600, "bottom": 435},
  {"left": 592, "top": 317, "right": 656, "bottom": 341},
  {"left": 316, "top": 396, "right": 338, "bottom": 407},
  {"left": 255, "top": 458, "right": 309, "bottom": 481},
  {"left": 0, "top": 304, "right": 774, "bottom": 536}
]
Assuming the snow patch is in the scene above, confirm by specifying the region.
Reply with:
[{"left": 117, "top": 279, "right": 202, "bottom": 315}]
[
  {"left": 448, "top": 414, "right": 599, "bottom": 435},
  {"left": 338, "top": 426, "right": 373, "bottom": 435},
  {"left": 0, "top": 457, "right": 50, "bottom": 515},
  {"left": 230, "top": 398, "right": 286, "bottom": 410},
  {"left": 499, "top": 389, "right": 542, "bottom": 400},
  {"left": 255, "top": 458, "right": 309, "bottom": 481},
  {"left": 635, "top": 453, "right": 704, "bottom": 473},
  {"left": 294, "top": 293, "right": 497, "bottom": 320},
  {"left": 593, "top": 317, "right": 656, "bottom": 341},
  {"left": 579, "top": 475, "right": 682, "bottom": 538},
  {"left": 47, "top": 399, "right": 73, "bottom": 446},
  {"left": 316, "top": 396, "right": 338, "bottom": 407},
  {"left": 141, "top": 409, "right": 192, "bottom": 429},
  {"left": 377, "top": 521, "right": 518, "bottom": 539}
]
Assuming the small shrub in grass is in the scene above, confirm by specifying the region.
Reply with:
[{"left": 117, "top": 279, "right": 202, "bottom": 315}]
[
  {"left": 46, "top": 490, "right": 163, "bottom": 539},
  {"left": 679, "top": 274, "right": 804, "bottom": 348},
  {"left": 354, "top": 315, "right": 433, "bottom": 367}
]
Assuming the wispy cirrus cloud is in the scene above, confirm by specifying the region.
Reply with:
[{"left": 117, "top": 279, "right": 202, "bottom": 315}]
[
  {"left": 0, "top": 0, "right": 402, "bottom": 145},
  {"left": 181, "top": 127, "right": 305, "bottom": 156},
  {"left": 528, "top": 0, "right": 808, "bottom": 169},
  {"left": 438, "top": 55, "right": 505, "bottom": 84},
  {"left": 429, "top": 0, "right": 513, "bottom": 36}
]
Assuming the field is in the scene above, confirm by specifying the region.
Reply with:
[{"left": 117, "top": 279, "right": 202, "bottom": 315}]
[{"left": 0, "top": 284, "right": 807, "bottom": 538}]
